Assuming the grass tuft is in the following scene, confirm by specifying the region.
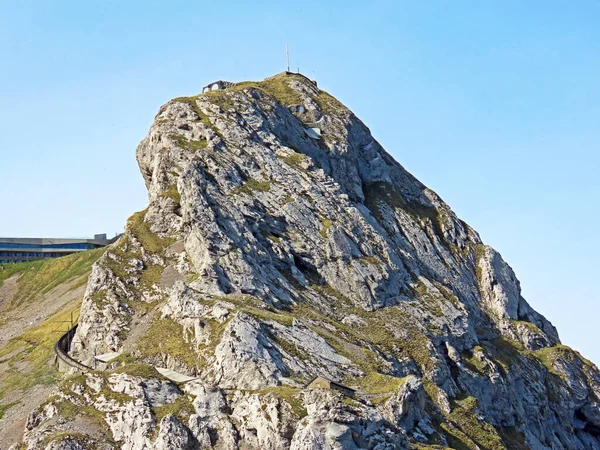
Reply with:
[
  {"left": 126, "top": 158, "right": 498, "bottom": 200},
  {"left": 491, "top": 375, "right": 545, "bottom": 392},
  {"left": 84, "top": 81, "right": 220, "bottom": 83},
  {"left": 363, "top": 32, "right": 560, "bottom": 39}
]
[
  {"left": 447, "top": 396, "right": 506, "bottom": 450},
  {"left": 462, "top": 346, "right": 487, "bottom": 376},
  {"left": 153, "top": 395, "right": 195, "bottom": 423},
  {"left": 252, "top": 386, "right": 307, "bottom": 418},
  {"left": 319, "top": 218, "right": 334, "bottom": 237},
  {"left": 170, "top": 134, "right": 208, "bottom": 153},
  {"left": 278, "top": 153, "right": 309, "bottom": 172},
  {"left": 203, "top": 90, "right": 236, "bottom": 111},
  {"left": 234, "top": 179, "right": 271, "bottom": 196},
  {"left": 160, "top": 184, "right": 181, "bottom": 205},
  {"left": 127, "top": 210, "right": 175, "bottom": 254},
  {"left": 137, "top": 318, "right": 202, "bottom": 369},
  {"left": 281, "top": 196, "right": 295, "bottom": 205},
  {"left": 345, "top": 371, "right": 407, "bottom": 396}
]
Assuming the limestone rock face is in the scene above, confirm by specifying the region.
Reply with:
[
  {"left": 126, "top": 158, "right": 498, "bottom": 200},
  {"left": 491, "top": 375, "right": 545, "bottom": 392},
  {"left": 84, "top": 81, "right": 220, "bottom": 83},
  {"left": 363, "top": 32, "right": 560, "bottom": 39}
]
[
  {"left": 381, "top": 375, "right": 426, "bottom": 431},
  {"left": 154, "top": 415, "right": 196, "bottom": 450},
  {"left": 22, "top": 73, "right": 600, "bottom": 449},
  {"left": 477, "top": 246, "right": 521, "bottom": 320}
]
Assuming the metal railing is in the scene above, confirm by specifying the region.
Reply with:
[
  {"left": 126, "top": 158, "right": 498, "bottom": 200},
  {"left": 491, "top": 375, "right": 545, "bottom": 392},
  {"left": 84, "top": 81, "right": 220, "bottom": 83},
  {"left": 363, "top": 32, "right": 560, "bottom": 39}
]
[{"left": 54, "top": 325, "right": 92, "bottom": 372}]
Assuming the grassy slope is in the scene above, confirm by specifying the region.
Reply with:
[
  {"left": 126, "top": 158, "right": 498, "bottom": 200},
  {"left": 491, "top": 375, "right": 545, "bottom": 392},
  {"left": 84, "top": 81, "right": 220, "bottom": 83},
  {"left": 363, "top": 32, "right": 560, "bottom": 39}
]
[
  {"left": 0, "top": 248, "right": 103, "bottom": 308},
  {"left": 0, "top": 249, "right": 104, "bottom": 414}
]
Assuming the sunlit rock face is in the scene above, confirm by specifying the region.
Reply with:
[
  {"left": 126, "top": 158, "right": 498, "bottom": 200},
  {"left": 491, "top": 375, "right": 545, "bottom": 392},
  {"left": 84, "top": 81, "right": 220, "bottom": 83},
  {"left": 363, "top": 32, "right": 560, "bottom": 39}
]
[{"left": 22, "top": 73, "right": 600, "bottom": 449}]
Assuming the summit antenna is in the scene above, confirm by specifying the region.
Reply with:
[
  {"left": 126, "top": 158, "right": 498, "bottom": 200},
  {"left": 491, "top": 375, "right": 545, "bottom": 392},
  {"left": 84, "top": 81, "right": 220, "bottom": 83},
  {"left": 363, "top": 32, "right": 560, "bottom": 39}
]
[{"left": 286, "top": 43, "right": 290, "bottom": 72}]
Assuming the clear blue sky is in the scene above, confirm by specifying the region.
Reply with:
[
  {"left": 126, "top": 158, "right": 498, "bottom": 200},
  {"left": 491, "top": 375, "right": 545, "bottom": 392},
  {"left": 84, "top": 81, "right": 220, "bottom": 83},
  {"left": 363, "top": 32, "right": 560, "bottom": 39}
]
[{"left": 1, "top": 1, "right": 599, "bottom": 365}]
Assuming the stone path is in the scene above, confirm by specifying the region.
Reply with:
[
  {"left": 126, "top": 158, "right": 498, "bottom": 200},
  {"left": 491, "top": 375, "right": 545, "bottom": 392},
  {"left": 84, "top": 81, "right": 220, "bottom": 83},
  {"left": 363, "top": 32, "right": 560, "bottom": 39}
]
[
  {"left": 155, "top": 367, "right": 198, "bottom": 383},
  {"left": 94, "top": 352, "right": 121, "bottom": 363}
]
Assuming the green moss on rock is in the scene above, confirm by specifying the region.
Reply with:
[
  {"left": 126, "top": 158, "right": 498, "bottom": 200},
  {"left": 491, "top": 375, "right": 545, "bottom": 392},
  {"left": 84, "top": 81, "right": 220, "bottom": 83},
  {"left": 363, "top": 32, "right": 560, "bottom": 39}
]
[
  {"left": 319, "top": 218, "right": 334, "bottom": 237},
  {"left": 153, "top": 395, "right": 195, "bottom": 423},
  {"left": 278, "top": 152, "right": 309, "bottom": 172},
  {"left": 447, "top": 396, "right": 506, "bottom": 450},
  {"left": 128, "top": 210, "right": 176, "bottom": 254},
  {"left": 170, "top": 134, "right": 208, "bottom": 152},
  {"left": 138, "top": 318, "right": 202, "bottom": 369},
  {"left": 161, "top": 184, "right": 181, "bottom": 205},
  {"left": 234, "top": 179, "right": 272, "bottom": 196},
  {"left": 251, "top": 386, "right": 307, "bottom": 418},
  {"left": 462, "top": 346, "right": 487, "bottom": 376},
  {"left": 345, "top": 372, "right": 407, "bottom": 396}
]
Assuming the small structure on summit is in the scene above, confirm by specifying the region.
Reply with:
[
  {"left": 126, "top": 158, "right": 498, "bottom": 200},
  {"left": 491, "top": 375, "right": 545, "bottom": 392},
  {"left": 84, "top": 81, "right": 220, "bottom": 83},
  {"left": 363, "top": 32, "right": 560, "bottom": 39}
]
[
  {"left": 202, "top": 80, "right": 236, "bottom": 93},
  {"left": 306, "top": 376, "right": 355, "bottom": 397}
]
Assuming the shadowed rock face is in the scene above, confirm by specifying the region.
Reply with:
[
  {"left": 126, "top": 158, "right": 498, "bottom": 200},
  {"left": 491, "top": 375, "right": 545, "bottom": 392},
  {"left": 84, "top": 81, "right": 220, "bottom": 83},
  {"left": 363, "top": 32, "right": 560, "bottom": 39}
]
[{"left": 21, "top": 73, "right": 600, "bottom": 450}]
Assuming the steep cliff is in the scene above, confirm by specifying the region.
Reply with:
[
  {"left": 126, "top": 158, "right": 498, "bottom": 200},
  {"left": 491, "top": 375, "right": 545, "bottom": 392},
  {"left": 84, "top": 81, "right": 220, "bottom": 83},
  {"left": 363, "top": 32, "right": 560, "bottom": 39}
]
[{"left": 20, "top": 73, "right": 600, "bottom": 449}]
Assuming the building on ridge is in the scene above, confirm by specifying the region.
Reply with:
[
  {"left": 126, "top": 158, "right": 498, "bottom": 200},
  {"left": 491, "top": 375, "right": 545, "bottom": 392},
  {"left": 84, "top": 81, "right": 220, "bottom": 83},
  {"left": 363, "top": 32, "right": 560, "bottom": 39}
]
[
  {"left": 0, "top": 234, "right": 117, "bottom": 264},
  {"left": 306, "top": 377, "right": 355, "bottom": 397}
]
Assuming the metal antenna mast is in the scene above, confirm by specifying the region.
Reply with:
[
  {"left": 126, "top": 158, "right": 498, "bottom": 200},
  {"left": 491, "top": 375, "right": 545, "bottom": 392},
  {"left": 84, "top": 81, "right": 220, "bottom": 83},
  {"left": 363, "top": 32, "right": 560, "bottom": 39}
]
[{"left": 286, "top": 43, "right": 290, "bottom": 72}]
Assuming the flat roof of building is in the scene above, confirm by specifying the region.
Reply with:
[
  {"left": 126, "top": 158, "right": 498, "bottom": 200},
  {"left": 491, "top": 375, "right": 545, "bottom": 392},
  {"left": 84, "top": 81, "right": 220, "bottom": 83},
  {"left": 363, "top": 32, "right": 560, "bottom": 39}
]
[
  {"left": 0, "top": 235, "right": 118, "bottom": 251},
  {"left": 0, "top": 237, "right": 111, "bottom": 245}
]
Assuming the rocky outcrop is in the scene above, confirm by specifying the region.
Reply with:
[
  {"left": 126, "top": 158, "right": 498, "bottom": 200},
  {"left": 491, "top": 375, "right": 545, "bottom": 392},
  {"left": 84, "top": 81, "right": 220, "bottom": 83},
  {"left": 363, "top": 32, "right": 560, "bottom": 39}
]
[
  {"left": 291, "top": 390, "right": 406, "bottom": 450},
  {"left": 381, "top": 375, "right": 426, "bottom": 431},
  {"left": 21, "top": 72, "right": 600, "bottom": 449}
]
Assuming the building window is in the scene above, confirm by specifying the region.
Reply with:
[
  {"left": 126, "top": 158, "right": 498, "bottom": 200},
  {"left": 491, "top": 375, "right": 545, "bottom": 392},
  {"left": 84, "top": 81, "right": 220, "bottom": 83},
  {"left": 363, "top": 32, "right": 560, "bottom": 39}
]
[
  {"left": 0, "top": 252, "right": 3, "bottom": 256},
  {"left": 37, "top": 253, "right": 42, "bottom": 257}
]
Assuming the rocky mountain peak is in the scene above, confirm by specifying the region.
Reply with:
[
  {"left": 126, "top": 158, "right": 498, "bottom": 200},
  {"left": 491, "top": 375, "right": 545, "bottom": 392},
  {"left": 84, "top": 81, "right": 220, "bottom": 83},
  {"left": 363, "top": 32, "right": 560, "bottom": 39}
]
[{"left": 21, "top": 73, "right": 600, "bottom": 450}]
